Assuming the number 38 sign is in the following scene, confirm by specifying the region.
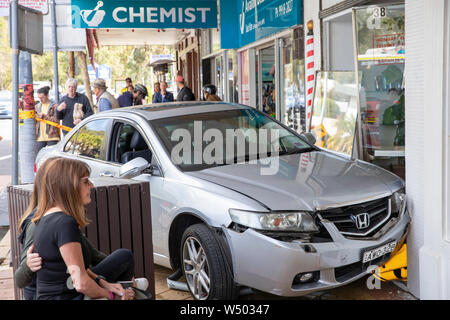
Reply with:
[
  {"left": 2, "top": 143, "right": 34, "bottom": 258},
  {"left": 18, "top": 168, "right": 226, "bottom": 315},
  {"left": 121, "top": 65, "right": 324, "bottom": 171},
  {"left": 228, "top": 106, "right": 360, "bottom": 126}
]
[{"left": 367, "top": 6, "right": 386, "bottom": 30}]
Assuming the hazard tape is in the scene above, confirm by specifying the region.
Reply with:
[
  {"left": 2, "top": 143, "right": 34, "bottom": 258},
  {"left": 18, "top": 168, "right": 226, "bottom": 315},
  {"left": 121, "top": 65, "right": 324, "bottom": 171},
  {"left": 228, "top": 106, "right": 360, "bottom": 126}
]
[
  {"left": 19, "top": 110, "right": 35, "bottom": 119},
  {"left": 36, "top": 118, "right": 72, "bottom": 132},
  {"left": 358, "top": 55, "right": 405, "bottom": 61},
  {"left": 19, "top": 110, "right": 72, "bottom": 132}
]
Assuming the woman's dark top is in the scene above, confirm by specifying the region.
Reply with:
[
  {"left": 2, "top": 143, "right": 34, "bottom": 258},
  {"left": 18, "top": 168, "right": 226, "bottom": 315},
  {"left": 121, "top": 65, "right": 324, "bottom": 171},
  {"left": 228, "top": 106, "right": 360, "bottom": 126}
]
[
  {"left": 33, "top": 211, "right": 90, "bottom": 300},
  {"left": 15, "top": 209, "right": 107, "bottom": 300}
]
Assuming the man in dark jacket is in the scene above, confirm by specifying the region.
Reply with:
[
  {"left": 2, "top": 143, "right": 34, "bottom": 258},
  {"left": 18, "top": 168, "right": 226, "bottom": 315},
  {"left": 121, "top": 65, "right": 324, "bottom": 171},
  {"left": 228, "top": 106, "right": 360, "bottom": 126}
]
[
  {"left": 56, "top": 78, "right": 93, "bottom": 129},
  {"left": 175, "top": 75, "right": 195, "bottom": 101},
  {"left": 152, "top": 81, "right": 174, "bottom": 103},
  {"left": 118, "top": 90, "right": 134, "bottom": 107}
]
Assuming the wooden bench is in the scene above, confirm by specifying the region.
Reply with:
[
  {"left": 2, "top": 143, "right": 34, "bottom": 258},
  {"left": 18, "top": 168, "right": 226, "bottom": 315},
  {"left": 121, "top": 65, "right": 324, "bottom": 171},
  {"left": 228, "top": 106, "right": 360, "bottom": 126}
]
[{"left": 7, "top": 177, "right": 155, "bottom": 300}]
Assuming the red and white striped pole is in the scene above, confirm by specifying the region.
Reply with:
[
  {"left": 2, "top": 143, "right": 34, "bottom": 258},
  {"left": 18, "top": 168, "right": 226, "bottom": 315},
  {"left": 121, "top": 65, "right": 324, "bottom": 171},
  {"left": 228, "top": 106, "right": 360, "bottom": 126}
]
[{"left": 305, "top": 20, "right": 315, "bottom": 132}]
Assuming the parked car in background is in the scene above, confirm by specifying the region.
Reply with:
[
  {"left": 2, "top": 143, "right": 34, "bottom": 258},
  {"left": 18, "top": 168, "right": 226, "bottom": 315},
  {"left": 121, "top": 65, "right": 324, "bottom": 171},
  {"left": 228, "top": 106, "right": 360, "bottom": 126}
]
[
  {"left": 0, "top": 91, "right": 12, "bottom": 119},
  {"left": 36, "top": 102, "right": 410, "bottom": 300}
]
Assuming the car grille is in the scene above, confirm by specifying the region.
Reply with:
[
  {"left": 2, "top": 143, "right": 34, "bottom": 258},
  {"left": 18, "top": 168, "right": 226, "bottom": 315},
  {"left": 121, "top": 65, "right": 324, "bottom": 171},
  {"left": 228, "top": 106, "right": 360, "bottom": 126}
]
[
  {"left": 318, "top": 197, "right": 391, "bottom": 237},
  {"left": 334, "top": 255, "right": 390, "bottom": 283}
]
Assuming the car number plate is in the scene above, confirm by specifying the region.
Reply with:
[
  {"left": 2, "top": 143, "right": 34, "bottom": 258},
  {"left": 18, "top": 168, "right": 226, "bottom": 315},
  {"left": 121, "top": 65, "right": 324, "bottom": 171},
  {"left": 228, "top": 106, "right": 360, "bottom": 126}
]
[{"left": 362, "top": 241, "right": 397, "bottom": 263}]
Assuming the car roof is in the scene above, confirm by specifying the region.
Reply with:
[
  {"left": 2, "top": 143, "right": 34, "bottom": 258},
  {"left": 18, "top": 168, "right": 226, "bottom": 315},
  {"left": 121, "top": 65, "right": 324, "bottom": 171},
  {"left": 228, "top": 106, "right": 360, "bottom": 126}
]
[{"left": 109, "top": 101, "right": 252, "bottom": 121}]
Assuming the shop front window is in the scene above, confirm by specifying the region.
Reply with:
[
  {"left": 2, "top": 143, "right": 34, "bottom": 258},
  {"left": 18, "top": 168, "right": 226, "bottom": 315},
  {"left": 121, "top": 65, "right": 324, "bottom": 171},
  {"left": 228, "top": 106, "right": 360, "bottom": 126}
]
[
  {"left": 283, "top": 37, "right": 305, "bottom": 134},
  {"left": 311, "top": 71, "right": 359, "bottom": 157},
  {"left": 215, "top": 56, "right": 223, "bottom": 99},
  {"left": 260, "top": 46, "right": 276, "bottom": 118},
  {"left": 239, "top": 51, "right": 250, "bottom": 105},
  {"left": 354, "top": 4, "right": 405, "bottom": 178},
  {"left": 229, "top": 50, "right": 239, "bottom": 103}
]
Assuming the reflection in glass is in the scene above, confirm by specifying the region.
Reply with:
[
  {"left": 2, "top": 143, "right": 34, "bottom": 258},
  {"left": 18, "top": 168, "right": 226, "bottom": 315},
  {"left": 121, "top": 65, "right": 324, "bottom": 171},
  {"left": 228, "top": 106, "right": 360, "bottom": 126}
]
[
  {"left": 215, "top": 56, "right": 223, "bottom": 99},
  {"left": 239, "top": 51, "right": 250, "bottom": 106},
  {"left": 283, "top": 37, "right": 305, "bottom": 134},
  {"left": 355, "top": 4, "right": 405, "bottom": 178},
  {"left": 64, "top": 133, "right": 77, "bottom": 153},
  {"left": 311, "top": 71, "right": 358, "bottom": 156},
  {"left": 260, "top": 46, "right": 276, "bottom": 118},
  {"left": 73, "top": 119, "right": 109, "bottom": 160},
  {"left": 229, "top": 51, "right": 239, "bottom": 103}
]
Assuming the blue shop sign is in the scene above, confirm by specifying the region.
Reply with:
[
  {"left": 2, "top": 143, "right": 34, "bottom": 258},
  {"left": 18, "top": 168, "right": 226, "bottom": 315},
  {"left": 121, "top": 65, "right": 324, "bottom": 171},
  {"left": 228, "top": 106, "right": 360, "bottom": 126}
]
[
  {"left": 220, "top": 0, "right": 303, "bottom": 49},
  {"left": 72, "top": 0, "right": 218, "bottom": 29}
]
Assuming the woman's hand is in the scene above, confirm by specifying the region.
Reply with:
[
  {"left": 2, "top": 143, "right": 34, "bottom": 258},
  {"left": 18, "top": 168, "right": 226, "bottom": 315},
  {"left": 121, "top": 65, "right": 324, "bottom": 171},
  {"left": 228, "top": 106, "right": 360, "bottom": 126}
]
[
  {"left": 116, "top": 288, "right": 135, "bottom": 300},
  {"left": 26, "top": 244, "right": 42, "bottom": 272},
  {"left": 100, "top": 280, "right": 125, "bottom": 298}
]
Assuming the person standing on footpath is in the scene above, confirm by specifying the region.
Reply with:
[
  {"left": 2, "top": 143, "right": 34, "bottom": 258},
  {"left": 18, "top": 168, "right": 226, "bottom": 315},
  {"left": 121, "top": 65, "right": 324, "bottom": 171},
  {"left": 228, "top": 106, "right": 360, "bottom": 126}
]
[
  {"left": 202, "top": 84, "right": 222, "bottom": 102},
  {"left": 132, "top": 84, "right": 149, "bottom": 106},
  {"left": 152, "top": 81, "right": 174, "bottom": 103},
  {"left": 151, "top": 82, "right": 160, "bottom": 103},
  {"left": 118, "top": 84, "right": 148, "bottom": 107},
  {"left": 56, "top": 78, "right": 93, "bottom": 130},
  {"left": 117, "top": 89, "right": 134, "bottom": 107},
  {"left": 121, "top": 77, "right": 133, "bottom": 94},
  {"left": 175, "top": 75, "right": 195, "bottom": 101},
  {"left": 35, "top": 86, "right": 60, "bottom": 153},
  {"left": 92, "top": 79, "right": 119, "bottom": 113}
]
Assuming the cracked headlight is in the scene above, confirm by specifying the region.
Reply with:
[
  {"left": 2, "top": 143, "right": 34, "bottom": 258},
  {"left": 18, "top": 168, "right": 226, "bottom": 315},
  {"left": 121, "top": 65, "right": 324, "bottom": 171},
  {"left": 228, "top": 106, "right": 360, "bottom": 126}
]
[
  {"left": 391, "top": 189, "right": 406, "bottom": 214},
  {"left": 229, "top": 209, "right": 319, "bottom": 232}
]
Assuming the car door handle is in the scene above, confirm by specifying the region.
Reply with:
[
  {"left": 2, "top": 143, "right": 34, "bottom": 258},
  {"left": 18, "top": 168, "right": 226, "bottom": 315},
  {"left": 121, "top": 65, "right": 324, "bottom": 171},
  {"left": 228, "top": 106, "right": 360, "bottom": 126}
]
[{"left": 100, "top": 172, "right": 114, "bottom": 177}]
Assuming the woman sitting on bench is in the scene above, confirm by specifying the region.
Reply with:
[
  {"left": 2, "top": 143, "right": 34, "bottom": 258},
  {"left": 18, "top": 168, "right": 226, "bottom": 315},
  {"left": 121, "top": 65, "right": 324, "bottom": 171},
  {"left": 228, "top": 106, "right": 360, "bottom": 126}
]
[{"left": 22, "top": 158, "right": 137, "bottom": 300}]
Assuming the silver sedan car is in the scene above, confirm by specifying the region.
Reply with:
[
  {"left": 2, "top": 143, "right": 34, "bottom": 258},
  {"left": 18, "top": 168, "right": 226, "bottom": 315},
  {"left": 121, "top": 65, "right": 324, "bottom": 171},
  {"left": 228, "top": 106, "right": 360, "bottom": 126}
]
[{"left": 36, "top": 102, "right": 410, "bottom": 299}]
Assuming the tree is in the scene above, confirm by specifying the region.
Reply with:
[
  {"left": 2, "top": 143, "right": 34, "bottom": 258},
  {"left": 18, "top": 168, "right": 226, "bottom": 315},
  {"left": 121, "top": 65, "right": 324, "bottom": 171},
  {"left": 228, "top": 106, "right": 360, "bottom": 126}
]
[{"left": 0, "top": 17, "right": 12, "bottom": 90}]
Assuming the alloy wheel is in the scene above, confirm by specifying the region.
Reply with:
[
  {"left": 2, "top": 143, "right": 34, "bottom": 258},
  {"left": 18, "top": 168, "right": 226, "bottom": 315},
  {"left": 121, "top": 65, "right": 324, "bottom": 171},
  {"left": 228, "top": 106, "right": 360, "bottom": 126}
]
[{"left": 182, "top": 236, "right": 211, "bottom": 300}]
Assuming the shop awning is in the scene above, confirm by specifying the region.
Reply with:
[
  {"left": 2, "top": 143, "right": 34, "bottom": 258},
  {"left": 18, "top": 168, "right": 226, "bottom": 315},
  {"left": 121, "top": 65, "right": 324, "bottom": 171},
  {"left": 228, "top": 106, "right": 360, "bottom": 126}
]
[{"left": 94, "top": 28, "right": 193, "bottom": 46}]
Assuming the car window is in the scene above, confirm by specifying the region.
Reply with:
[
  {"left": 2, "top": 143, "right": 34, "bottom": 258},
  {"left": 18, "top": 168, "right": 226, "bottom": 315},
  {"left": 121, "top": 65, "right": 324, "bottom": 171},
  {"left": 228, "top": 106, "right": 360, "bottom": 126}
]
[
  {"left": 73, "top": 119, "right": 110, "bottom": 160},
  {"left": 150, "top": 109, "right": 313, "bottom": 172},
  {"left": 113, "top": 122, "right": 153, "bottom": 165},
  {"left": 64, "top": 132, "right": 77, "bottom": 153},
  {"left": 115, "top": 123, "right": 137, "bottom": 163}
]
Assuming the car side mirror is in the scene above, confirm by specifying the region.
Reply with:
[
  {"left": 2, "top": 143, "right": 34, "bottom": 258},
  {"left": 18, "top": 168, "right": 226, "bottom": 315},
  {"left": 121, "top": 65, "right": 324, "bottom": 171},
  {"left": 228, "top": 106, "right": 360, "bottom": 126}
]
[
  {"left": 119, "top": 157, "right": 150, "bottom": 179},
  {"left": 301, "top": 132, "right": 317, "bottom": 145}
]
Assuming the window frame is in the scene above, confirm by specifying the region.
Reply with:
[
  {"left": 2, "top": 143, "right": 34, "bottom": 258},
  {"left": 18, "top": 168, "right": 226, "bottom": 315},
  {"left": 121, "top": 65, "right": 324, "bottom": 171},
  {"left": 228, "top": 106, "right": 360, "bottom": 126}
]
[
  {"left": 109, "top": 118, "right": 164, "bottom": 176},
  {"left": 64, "top": 118, "right": 113, "bottom": 163}
]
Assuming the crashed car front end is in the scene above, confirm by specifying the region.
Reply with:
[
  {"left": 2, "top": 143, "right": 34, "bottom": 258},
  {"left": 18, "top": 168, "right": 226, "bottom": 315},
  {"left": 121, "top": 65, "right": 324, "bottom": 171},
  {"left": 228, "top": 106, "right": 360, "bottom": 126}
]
[{"left": 223, "top": 190, "right": 410, "bottom": 297}]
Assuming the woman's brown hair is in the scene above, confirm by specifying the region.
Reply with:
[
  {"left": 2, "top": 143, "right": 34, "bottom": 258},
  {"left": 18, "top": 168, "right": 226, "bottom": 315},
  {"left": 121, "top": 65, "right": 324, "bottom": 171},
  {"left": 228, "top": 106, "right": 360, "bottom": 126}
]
[
  {"left": 18, "top": 157, "right": 61, "bottom": 232},
  {"left": 31, "top": 158, "right": 91, "bottom": 228}
]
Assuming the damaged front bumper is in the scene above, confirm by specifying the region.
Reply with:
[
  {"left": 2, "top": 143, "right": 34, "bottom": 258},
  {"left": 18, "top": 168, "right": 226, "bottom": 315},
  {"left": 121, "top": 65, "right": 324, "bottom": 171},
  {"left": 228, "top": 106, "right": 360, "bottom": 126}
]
[{"left": 223, "top": 209, "right": 411, "bottom": 297}]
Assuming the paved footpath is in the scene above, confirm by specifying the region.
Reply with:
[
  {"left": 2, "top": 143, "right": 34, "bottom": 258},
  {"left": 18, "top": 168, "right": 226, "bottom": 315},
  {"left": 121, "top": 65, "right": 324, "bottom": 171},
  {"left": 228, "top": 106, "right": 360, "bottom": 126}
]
[
  {"left": 0, "top": 230, "right": 416, "bottom": 300},
  {"left": 0, "top": 229, "right": 13, "bottom": 300}
]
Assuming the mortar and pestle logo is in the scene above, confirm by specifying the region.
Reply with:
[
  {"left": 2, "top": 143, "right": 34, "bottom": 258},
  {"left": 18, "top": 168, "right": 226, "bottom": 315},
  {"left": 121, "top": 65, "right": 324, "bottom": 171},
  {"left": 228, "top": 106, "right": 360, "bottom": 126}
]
[{"left": 80, "top": 1, "right": 106, "bottom": 27}]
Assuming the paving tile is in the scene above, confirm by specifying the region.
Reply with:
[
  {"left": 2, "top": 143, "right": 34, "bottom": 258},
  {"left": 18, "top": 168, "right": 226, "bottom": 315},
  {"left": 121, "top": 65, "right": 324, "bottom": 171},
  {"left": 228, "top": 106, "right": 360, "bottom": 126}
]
[
  {"left": 0, "top": 268, "right": 14, "bottom": 300},
  {"left": 0, "top": 261, "right": 416, "bottom": 301},
  {"left": 156, "top": 289, "right": 192, "bottom": 300}
]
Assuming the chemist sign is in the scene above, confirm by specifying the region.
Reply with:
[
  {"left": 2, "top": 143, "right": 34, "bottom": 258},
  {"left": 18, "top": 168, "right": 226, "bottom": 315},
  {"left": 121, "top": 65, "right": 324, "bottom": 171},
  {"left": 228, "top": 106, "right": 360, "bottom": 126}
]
[{"left": 71, "top": 0, "right": 217, "bottom": 29}]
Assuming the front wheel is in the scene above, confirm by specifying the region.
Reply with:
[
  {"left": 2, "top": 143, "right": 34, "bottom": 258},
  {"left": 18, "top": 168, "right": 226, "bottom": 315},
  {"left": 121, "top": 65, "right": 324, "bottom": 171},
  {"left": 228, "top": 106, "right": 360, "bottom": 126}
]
[{"left": 181, "top": 223, "right": 237, "bottom": 300}]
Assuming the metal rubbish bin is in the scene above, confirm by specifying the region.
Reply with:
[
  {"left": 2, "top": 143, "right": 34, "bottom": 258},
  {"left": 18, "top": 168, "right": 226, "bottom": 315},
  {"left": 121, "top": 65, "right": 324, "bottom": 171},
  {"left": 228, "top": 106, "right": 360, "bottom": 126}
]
[{"left": 7, "top": 177, "right": 155, "bottom": 300}]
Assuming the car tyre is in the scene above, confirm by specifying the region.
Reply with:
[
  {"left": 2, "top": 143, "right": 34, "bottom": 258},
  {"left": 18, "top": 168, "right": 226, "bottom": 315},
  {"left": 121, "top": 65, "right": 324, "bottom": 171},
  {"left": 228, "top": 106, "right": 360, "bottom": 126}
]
[{"left": 181, "top": 223, "right": 237, "bottom": 300}]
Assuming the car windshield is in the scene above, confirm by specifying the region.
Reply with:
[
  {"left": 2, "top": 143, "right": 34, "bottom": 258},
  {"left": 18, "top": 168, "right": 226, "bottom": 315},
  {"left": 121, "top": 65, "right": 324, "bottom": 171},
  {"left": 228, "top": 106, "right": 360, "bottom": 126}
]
[{"left": 150, "top": 108, "right": 315, "bottom": 172}]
